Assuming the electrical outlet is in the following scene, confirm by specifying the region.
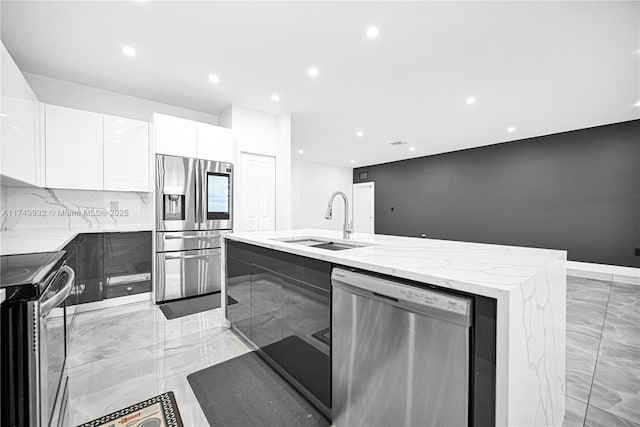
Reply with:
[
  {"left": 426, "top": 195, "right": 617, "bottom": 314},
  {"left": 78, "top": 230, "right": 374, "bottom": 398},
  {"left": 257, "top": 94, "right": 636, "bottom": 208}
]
[{"left": 110, "top": 200, "right": 119, "bottom": 211}]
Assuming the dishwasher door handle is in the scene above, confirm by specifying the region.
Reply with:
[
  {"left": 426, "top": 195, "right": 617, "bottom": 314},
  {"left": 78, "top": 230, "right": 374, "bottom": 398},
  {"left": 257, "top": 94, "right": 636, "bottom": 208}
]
[{"left": 372, "top": 292, "right": 399, "bottom": 303}]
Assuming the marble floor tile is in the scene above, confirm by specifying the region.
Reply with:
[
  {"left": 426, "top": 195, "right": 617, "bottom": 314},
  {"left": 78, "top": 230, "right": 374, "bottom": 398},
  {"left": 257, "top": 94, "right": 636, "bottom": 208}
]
[
  {"left": 566, "top": 298, "right": 607, "bottom": 339},
  {"left": 602, "top": 283, "right": 640, "bottom": 348},
  {"left": 602, "top": 310, "right": 640, "bottom": 349},
  {"left": 563, "top": 395, "right": 587, "bottom": 427},
  {"left": 589, "top": 339, "right": 640, "bottom": 424},
  {"left": 67, "top": 303, "right": 251, "bottom": 427},
  {"left": 68, "top": 301, "right": 223, "bottom": 368},
  {"left": 584, "top": 405, "right": 640, "bottom": 427},
  {"left": 567, "top": 276, "right": 611, "bottom": 306},
  {"left": 566, "top": 330, "right": 600, "bottom": 402}
]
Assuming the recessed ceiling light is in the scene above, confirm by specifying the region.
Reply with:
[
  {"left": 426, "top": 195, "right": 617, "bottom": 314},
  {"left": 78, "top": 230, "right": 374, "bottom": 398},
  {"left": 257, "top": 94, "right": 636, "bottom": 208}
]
[
  {"left": 366, "top": 26, "right": 380, "bottom": 39},
  {"left": 409, "top": 146, "right": 416, "bottom": 152},
  {"left": 635, "top": 100, "right": 640, "bottom": 107},
  {"left": 350, "top": 160, "right": 356, "bottom": 164},
  {"left": 209, "top": 74, "right": 220, "bottom": 84},
  {"left": 271, "top": 94, "right": 280, "bottom": 102},
  {"left": 122, "top": 46, "right": 136, "bottom": 57},
  {"left": 116, "top": 119, "right": 123, "bottom": 124},
  {"left": 356, "top": 131, "right": 364, "bottom": 137},
  {"left": 466, "top": 97, "right": 476, "bottom": 105},
  {"left": 0, "top": 113, "right": 7, "bottom": 118},
  {"left": 12, "top": 126, "right": 19, "bottom": 131},
  {"left": 298, "top": 149, "right": 304, "bottom": 155},
  {"left": 308, "top": 67, "right": 319, "bottom": 78},
  {"left": 507, "top": 126, "right": 516, "bottom": 133}
]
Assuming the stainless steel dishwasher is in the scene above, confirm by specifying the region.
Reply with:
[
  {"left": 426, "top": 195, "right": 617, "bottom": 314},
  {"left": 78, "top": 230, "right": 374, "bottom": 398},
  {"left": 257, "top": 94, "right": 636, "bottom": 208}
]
[{"left": 331, "top": 268, "right": 473, "bottom": 427}]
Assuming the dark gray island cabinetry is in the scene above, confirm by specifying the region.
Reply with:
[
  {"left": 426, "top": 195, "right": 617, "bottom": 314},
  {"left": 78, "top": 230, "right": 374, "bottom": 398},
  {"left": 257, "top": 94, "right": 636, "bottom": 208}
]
[{"left": 225, "top": 240, "right": 331, "bottom": 416}]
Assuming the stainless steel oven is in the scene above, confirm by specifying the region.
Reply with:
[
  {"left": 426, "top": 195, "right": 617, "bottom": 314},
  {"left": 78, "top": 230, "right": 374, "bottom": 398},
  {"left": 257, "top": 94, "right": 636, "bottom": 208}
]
[
  {"left": 155, "top": 154, "right": 233, "bottom": 303},
  {"left": 1, "top": 252, "right": 75, "bottom": 427}
]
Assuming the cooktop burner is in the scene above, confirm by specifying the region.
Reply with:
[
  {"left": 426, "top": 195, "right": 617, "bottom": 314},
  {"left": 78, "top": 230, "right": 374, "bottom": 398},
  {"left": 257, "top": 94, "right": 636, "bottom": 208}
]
[{"left": 0, "top": 252, "right": 65, "bottom": 291}]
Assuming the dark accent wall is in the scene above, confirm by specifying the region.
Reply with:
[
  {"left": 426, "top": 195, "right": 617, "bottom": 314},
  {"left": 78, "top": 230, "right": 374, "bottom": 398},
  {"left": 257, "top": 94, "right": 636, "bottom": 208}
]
[{"left": 354, "top": 120, "right": 640, "bottom": 268}]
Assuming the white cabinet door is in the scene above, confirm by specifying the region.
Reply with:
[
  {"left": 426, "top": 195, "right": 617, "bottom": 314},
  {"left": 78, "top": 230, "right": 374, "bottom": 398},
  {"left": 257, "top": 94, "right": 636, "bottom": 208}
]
[
  {"left": 1, "top": 97, "right": 38, "bottom": 184},
  {"left": 104, "top": 115, "right": 149, "bottom": 191},
  {"left": 0, "top": 43, "right": 41, "bottom": 185},
  {"left": 153, "top": 113, "right": 197, "bottom": 158},
  {"left": 238, "top": 153, "right": 275, "bottom": 232},
  {"left": 45, "top": 104, "right": 104, "bottom": 190},
  {"left": 197, "top": 123, "right": 234, "bottom": 163}
]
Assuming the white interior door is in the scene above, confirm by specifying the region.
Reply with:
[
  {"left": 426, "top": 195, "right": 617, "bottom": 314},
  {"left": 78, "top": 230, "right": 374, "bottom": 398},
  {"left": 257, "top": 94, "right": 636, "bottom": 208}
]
[
  {"left": 238, "top": 153, "right": 275, "bottom": 232},
  {"left": 353, "top": 182, "right": 375, "bottom": 234}
]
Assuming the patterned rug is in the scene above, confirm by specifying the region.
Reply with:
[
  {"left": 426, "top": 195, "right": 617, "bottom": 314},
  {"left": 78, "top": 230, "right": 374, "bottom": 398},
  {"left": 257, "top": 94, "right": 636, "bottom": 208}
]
[{"left": 77, "top": 392, "right": 183, "bottom": 427}]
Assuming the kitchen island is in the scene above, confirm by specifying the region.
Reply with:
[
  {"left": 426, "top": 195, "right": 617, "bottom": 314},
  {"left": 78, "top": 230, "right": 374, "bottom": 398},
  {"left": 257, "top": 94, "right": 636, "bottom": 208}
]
[{"left": 222, "top": 229, "right": 566, "bottom": 427}]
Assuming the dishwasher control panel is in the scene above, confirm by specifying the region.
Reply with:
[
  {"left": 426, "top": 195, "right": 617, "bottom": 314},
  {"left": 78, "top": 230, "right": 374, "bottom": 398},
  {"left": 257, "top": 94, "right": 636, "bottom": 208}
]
[
  {"left": 332, "top": 268, "right": 471, "bottom": 316},
  {"left": 398, "top": 288, "right": 469, "bottom": 315}
]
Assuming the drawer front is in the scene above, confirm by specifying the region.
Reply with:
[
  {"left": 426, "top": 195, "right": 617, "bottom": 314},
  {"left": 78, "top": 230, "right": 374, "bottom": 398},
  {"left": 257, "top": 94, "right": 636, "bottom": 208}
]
[
  {"left": 252, "top": 246, "right": 331, "bottom": 292},
  {"left": 156, "top": 230, "right": 226, "bottom": 252},
  {"left": 104, "top": 273, "right": 151, "bottom": 299},
  {"left": 155, "top": 249, "right": 221, "bottom": 302}
]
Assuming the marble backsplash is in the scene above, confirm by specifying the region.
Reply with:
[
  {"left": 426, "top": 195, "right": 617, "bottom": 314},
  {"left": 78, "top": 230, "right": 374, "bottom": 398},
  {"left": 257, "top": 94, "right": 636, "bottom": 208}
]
[{"left": 1, "top": 186, "right": 153, "bottom": 231}]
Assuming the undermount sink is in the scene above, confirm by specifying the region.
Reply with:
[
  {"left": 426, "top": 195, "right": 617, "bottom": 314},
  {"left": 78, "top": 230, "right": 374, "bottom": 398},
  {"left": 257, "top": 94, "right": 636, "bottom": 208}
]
[
  {"left": 272, "top": 236, "right": 372, "bottom": 251},
  {"left": 310, "top": 241, "right": 361, "bottom": 251}
]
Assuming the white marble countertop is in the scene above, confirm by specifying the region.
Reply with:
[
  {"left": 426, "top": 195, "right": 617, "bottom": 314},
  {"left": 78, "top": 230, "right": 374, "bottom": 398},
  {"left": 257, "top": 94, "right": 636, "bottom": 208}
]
[
  {"left": 0, "top": 225, "right": 153, "bottom": 255},
  {"left": 224, "top": 228, "right": 566, "bottom": 299}
]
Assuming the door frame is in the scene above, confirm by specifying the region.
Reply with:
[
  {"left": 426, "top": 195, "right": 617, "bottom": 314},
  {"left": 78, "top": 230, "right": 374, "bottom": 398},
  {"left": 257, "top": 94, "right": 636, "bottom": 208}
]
[{"left": 352, "top": 182, "right": 375, "bottom": 234}]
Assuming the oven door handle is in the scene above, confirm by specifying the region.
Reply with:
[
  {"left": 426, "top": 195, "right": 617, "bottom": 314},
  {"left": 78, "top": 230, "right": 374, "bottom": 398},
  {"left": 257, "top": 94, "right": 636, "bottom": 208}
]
[{"left": 40, "top": 265, "right": 75, "bottom": 316}]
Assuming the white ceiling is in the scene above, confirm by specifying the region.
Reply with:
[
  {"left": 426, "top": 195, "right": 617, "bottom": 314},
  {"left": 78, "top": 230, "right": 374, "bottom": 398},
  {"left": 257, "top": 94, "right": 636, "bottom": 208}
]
[{"left": 2, "top": 1, "right": 639, "bottom": 168}]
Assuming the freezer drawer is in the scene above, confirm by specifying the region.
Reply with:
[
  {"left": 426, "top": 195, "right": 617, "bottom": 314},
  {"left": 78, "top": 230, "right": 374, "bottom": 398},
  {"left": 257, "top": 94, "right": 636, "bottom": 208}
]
[
  {"left": 155, "top": 249, "right": 221, "bottom": 302},
  {"left": 332, "top": 268, "right": 472, "bottom": 427},
  {"left": 156, "top": 230, "right": 226, "bottom": 252}
]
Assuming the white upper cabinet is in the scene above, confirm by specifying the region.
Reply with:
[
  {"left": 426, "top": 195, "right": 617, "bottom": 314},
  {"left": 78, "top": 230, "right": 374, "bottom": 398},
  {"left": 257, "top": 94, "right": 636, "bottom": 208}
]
[
  {"left": 0, "top": 43, "right": 43, "bottom": 186},
  {"left": 103, "top": 115, "right": 149, "bottom": 191},
  {"left": 45, "top": 104, "right": 104, "bottom": 190},
  {"left": 196, "top": 122, "right": 234, "bottom": 163},
  {"left": 153, "top": 113, "right": 197, "bottom": 158}
]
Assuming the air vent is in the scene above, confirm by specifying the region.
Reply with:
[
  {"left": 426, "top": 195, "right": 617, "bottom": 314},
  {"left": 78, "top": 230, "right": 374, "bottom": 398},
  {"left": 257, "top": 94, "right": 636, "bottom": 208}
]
[{"left": 389, "top": 141, "right": 408, "bottom": 146}]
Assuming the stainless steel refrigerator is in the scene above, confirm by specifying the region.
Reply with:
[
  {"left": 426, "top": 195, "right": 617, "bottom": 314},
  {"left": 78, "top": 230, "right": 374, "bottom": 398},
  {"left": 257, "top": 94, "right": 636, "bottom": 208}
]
[{"left": 155, "top": 154, "right": 233, "bottom": 303}]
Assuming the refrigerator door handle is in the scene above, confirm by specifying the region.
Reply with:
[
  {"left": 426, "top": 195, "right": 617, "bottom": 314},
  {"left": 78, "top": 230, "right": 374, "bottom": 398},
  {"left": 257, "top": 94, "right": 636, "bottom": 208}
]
[{"left": 194, "top": 159, "right": 201, "bottom": 228}]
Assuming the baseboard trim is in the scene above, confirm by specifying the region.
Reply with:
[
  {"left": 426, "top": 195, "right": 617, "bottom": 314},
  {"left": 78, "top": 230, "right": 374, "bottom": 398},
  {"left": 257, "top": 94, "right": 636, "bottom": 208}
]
[
  {"left": 70, "top": 292, "right": 152, "bottom": 314},
  {"left": 567, "top": 261, "right": 640, "bottom": 286}
]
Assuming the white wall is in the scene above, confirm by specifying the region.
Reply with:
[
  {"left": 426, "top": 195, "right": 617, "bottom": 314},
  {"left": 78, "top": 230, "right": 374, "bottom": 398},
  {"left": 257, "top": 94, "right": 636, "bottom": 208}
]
[
  {"left": 227, "top": 104, "right": 292, "bottom": 231},
  {"left": 276, "top": 113, "right": 292, "bottom": 230},
  {"left": 24, "top": 72, "right": 219, "bottom": 124},
  {"left": 231, "top": 105, "right": 278, "bottom": 156},
  {"left": 291, "top": 159, "right": 353, "bottom": 231}
]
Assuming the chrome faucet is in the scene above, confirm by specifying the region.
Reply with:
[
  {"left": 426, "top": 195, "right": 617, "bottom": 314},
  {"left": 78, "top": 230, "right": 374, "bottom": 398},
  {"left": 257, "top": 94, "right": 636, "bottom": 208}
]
[{"left": 325, "top": 191, "right": 353, "bottom": 240}]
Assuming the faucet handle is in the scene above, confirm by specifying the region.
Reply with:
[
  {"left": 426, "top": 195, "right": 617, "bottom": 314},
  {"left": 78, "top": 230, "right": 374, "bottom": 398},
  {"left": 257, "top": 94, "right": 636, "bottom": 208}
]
[{"left": 343, "top": 222, "right": 354, "bottom": 239}]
